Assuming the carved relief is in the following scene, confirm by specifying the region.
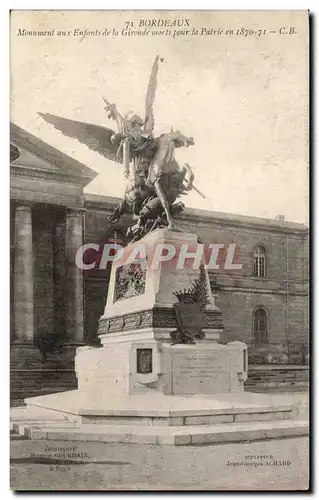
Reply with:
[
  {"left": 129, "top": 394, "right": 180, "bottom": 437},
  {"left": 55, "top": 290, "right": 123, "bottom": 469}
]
[
  {"left": 113, "top": 264, "right": 146, "bottom": 302},
  {"left": 98, "top": 307, "right": 224, "bottom": 336}
]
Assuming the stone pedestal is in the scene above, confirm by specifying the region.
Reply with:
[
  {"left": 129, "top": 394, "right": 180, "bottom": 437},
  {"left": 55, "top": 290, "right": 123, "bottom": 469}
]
[
  {"left": 98, "top": 228, "right": 223, "bottom": 343},
  {"left": 75, "top": 339, "right": 248, "bottom": 398},
  {"left": 75, "top": 228, "right": 246, "bottom": 397}
]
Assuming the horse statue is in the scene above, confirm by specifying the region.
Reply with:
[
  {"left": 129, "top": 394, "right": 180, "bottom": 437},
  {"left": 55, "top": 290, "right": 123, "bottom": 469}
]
[{"left": 107, "top": 130, "right": 195, "bottom": 241}]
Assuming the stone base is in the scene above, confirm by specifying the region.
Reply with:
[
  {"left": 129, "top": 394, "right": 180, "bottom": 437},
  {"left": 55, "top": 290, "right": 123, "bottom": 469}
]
[
  {"left": 11, "top": 390, "right": 308, "bottom": 446},
  {"left": 75, "top": 340, "right": 248, "bottom": 397},
  {"left": 17, "top": 420, "right": 308, "bottom": 446}
]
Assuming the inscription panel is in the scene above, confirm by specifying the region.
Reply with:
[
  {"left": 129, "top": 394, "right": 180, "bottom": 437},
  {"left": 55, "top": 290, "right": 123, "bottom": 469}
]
[{"left": 172, "top": 351, "right": 230, "bottom": 394}]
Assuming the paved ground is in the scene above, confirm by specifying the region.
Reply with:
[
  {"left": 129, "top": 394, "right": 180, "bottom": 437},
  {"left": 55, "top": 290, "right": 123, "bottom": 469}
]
[
  {"left": 10, "top": 392, "right": 309, "bottom": 491},
  {"left": 10, "top": 435, "right": 309, "bottom": 491}
]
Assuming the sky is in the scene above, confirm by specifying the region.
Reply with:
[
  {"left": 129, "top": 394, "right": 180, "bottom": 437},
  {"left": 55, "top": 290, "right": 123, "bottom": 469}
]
[{"left": 10, "top": 10, "right": 309, "bottom": 223}]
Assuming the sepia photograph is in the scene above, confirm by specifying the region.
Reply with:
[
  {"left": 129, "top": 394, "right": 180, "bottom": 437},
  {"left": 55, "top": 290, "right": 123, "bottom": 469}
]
[{"left": 9, "top": 9, "right": 309, "bottom": 491}]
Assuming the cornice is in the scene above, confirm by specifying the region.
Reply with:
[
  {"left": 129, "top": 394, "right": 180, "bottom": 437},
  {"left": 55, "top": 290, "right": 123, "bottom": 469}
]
[
  {"left": 219, "top": 286, "right": 308, "bottom": 296},
  {"left": 178, "top": 211, "right": 308, "bottom": 237},
  {"left": 10, "top": 164, "right": 87, "bottom": 186}
]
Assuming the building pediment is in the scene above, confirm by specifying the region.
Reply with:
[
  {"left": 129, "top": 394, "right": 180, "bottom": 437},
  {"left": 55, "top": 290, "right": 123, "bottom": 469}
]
[{"left": 10, "top": 122, "right": 98, "bottom": 188}]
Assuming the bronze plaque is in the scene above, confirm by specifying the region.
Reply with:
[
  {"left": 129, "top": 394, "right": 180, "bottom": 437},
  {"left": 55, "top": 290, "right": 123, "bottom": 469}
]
[{"left": 136, "top": 348, "right": 152, "bottom": 374}]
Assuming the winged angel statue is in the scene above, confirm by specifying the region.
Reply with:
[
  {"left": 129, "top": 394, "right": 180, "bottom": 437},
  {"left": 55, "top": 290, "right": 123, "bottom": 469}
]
[{"left": 39, "top": 56, "right": 204, "bottom": 242}]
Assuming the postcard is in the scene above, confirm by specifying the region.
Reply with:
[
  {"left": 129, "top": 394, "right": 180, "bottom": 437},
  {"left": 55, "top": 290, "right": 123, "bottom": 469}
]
[{"left": 10, "top": 10, "right": 309, "bottom": 491}]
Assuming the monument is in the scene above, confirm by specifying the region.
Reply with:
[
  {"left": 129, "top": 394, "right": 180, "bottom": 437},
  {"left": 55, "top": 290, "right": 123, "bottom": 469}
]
[
  {"left": 11, "top": 55, "right": 307, "bottom": 446},
  {"left": 76, "top": 228, "right": 248, "bottom": 399}
]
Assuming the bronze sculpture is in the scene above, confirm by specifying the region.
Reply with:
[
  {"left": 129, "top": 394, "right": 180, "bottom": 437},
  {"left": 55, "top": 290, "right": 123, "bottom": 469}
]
[{"left": 39, "top": 55, "right": 205, "bottom": 242}]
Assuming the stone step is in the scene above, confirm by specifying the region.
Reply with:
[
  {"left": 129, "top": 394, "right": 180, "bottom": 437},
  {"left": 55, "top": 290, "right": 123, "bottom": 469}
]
[
  {"left": 11, "top": 404, "right": 297, "bottom": 428},
  {"left": 79, "top": 406, "right": 296, "bottom": 426},
  {"left": 11, "top": 420, "right": 80, "bottom": 435},
  {"left": 11, "top": 405, "right": 78, "bottom": 422},
  {"left": 245, "top": 382, "right": 309, "bottom": 393},
  {"left": 246, "top": 376, "right": 309, "bottom": 382},
  {"left": 245, "top": 367, "right": 309, "bottom": 393},
  {"left": 20, "top": 419, "right": 308, "bottom": 446},
  {"left": 23, "top": 390, "right": 301, "bottom": 425}
]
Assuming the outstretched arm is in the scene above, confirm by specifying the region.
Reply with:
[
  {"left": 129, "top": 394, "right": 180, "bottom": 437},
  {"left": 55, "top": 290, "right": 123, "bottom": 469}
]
[
  {"left": 181, "top": 163, "right": 195, "bottom": 191},
  {"left": 102, "top": 97, "right": 127, "bottom": 134}
]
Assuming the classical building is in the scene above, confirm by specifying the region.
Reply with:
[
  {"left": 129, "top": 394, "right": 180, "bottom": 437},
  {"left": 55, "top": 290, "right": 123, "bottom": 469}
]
[{"left": 10, "top": 124, "right": 309, "bottom": 401}]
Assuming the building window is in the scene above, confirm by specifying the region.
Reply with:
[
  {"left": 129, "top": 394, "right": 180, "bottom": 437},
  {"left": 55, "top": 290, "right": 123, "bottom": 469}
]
[
  {"left": 253, "top": 307, "right": 269, "bottom": 344},
  {"left": 253, "top": 246, "right": 266, "bottom": 277}
]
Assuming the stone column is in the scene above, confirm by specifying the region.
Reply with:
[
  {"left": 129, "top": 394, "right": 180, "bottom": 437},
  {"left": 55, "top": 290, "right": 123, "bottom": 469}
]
[
  {"left": 65, "top": 208, "right": 85, "bottom": 343},
  {"left": 53, "top": 217, "right": 66, "bottom": 335},
  {"left": 13, "top": 205, "right": 34, "bottom": 341}
]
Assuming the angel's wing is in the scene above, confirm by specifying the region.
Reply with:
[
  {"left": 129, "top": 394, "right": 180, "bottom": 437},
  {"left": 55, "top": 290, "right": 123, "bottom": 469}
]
[
  {"left": 144, "top": 55, "right": 160, "bottom": 134},
  {"left": 38, "top": 112, "right": 124, "bottom": 164}
]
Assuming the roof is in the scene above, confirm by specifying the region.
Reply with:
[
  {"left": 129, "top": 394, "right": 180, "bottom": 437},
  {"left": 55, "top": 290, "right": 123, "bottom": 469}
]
[
  {"left": 84, "top": 193, "right": 308, "bottom": 235},
  {"left": 10, "top": 122, "right": 98, "bottom": 188}
]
